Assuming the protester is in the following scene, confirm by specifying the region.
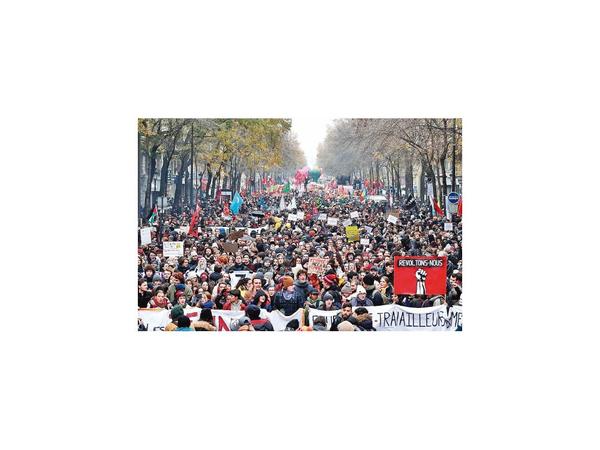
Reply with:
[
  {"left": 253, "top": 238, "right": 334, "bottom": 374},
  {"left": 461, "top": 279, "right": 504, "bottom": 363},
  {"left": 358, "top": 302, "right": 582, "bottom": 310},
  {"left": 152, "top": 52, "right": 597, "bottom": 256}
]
[
  {"left": 138, "top": 185, "right": 463, "bottom": 331},
  {"left": 246, "top": 304, "right": 274, "bottom": 331},
  {"left": 191, "top": 309, "right": 217, "bottom": 331},
  {"left": 175, "top": 315, "right": 194, "bottom": 331}
]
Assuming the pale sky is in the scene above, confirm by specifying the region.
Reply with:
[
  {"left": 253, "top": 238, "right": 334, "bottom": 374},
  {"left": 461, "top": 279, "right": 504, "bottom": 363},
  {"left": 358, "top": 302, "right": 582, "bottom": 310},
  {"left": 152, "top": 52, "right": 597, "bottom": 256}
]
[{"left": 291, "top": 117, "right": 335, "bottom": 168}]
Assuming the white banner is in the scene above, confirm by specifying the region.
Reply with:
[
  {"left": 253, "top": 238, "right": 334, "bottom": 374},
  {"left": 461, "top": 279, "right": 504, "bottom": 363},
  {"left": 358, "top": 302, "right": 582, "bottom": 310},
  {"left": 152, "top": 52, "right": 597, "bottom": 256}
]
[
  {"left": 350, "top": 211, "right": 359, "bottom": 219},
  {"left": 327, "top": 217, "right": 338, "bottom": 226},
  {"left": 139, "top": 306, "right": 462, "bottom": 331},
  {"left": 444, "top": 222, "right": 454, "bottom": 231},
  {"left": 138, "top": 308, "right": 304, "bottom": 331},
  {"left": 360, "top": 238, "right": 370, "bottom": 246},
  {"left": 140, "top": 227, "right": 152, "bottom": 245},
  {"left": 387, "top": 215, "right": 398, "bottom": 224},
  {"left": 307, "top": 304, "right": 462, "bottom": 331},
  {"left": 163, "top": 241, "right": 184, "bottom": 257}
]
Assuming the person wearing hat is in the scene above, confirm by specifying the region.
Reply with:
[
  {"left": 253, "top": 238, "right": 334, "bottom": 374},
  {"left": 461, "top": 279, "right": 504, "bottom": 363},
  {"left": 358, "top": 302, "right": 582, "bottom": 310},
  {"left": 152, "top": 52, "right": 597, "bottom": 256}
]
[
  {"left": 350, "top": 285, "right": 373, "bottom": 307},
  {"left": 362, "top": 274, "right": 384, "bottom": 306},
  {"left": 167, "top": 272, "right": 193, "bottom": 306},
  {"left": 321, "top": 272, "right": 342, "bottom": 309},
  {"left": 174, "top": 315, "right": 194, "bottom": 331},
  {"left": 272, "top": 275, "right": 304, "bottom": 316},
  {"left": 246, "top": 304, "right": 273, "bottom": 331},
  {"left": 164, "top": 305, "right": 186, "bottom": 331},
  {"left": 235, "top": 316, "right": 254, "bottom": 331}
]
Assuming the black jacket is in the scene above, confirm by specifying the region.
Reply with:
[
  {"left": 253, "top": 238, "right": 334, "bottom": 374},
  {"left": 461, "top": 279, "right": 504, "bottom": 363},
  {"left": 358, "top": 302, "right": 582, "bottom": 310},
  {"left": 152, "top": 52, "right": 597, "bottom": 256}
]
[
  {"left": 251, "top": 319, "right": 274, "bottom": 331},
  {"left": 272, "top": 290, "right": 304, "bottom": 316}
]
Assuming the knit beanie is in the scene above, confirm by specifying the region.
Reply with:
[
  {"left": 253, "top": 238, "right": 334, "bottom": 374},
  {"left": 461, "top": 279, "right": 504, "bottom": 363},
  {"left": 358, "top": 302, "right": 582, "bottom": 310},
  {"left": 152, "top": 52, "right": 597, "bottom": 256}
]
[
  {"left": 171, "top": 305, "right": 185, "bottom": 321},
  {"left": 323, "top": 273, "right": 338, "bottom": 286}
]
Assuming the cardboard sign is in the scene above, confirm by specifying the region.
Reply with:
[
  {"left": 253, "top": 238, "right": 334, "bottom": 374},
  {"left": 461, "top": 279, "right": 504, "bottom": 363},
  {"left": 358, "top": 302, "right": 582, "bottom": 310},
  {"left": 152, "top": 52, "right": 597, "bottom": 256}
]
[
  {"left": 444, "top": 222, "right": 454, "bottom": 231},
  {"left": 163, "top": 241, "right": 184, "bottom": 257},
  {"left": 387, "top": 215, "right": 398, "bottom": 224},
  {"left": 393, "top": 256, "right": 447, "bottom": 296},
  {"left": 140, "top": 227, "right": 152, "bottom": 245},
  {"left": 318, "top": 213, "right": 327, "bottom": 221},
  {"left": 360, "top": 238, "right": 370, "bottom": 246},
  {"left": 227, "top": 229, "right": 246, "bottom": 241},
  {"left": 350, "top": 211, "right": 359, "bottom": 219},
  {"left": 327, "top": 217, "right": 338, "bottom": 226},
  {"left": 307, "top": 257, "right": 328, "bottom": 276},
  {"left": 345, "top": 226, "right": 359, "bottom": 243},
  {"left": 221, "top": 241, "right": 239, "bottom": 253},
  {"left": 342, "top": 218, "right": 352, "bottom": 227}
]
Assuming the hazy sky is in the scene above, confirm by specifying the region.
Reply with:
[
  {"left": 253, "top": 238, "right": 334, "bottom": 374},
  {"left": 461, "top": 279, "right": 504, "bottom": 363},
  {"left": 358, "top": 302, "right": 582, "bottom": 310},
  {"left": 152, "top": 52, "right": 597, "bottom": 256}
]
[{"left": 291, "top": 117, "right": 335, "bottom": 168}]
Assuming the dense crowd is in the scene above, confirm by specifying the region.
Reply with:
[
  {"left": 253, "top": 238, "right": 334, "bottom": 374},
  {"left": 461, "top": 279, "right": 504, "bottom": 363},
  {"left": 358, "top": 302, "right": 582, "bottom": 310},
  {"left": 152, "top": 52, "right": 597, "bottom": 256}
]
[{"left": 138, "top": 186, "right": 462, "bottom": 331}]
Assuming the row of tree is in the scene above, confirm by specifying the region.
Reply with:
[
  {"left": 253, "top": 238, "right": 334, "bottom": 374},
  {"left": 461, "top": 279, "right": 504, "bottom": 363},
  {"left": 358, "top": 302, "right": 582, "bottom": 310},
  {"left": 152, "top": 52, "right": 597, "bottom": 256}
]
[
  {"left": 138, "top": 119, "right": 306, "bottom": 217},
  {"left": 316, "top": 119, "right": 462, "bottom": 203}
]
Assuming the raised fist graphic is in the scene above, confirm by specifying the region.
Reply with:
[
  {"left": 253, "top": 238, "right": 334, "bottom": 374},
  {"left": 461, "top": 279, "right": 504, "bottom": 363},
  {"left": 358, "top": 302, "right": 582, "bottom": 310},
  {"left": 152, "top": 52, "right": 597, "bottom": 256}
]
[{"left": 415, "top": 269, "right": 427, "bottom": 295}]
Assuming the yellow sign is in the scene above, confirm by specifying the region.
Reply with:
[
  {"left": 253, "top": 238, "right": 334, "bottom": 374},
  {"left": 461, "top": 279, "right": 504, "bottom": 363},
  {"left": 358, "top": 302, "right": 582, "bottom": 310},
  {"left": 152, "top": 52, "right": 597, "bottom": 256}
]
[{"left": 345, "top": 226, "right": 359, "bottom": 242}]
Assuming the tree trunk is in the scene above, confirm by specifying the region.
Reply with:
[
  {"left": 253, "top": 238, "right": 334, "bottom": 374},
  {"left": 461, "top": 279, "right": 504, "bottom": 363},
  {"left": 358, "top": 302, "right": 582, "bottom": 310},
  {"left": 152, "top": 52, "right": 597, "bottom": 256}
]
[
  {"left": 173, "top": 154, "right": 189, "bottom": 211},
  {"left": 405, "top": 153, "right": 414, "bottom": 196},
  {"left": 144, "top": 152, "right": 157, "bottom": 217},
  {"left": 452, "top": 118, "right": 457, "bottom": 191}
]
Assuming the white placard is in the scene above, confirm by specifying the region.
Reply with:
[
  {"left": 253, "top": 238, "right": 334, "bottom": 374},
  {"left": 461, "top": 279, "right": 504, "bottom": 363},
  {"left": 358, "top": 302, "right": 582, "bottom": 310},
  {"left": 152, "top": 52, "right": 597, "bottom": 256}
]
[
  {"left": 163, "top": 241, "right": 184, "bottom": 257},
  {"left": 296, "top": 211, "right": 305, "bottom": 220},
  {"left": 318, "top": 213, "right": 327, "bottom": 221},
  {"left": 360, "top": 238, "right": 370, "bottom": 246},
  {"left": 288, "top": 213, "right": 297, "bottom": 222},
  {"left": 327, "top": 217, "right": 338, "bottom": 226},
  {"left": 365, "top": 226, "right": 373, "bottom": 234},
  {"left": 387, "top": 215, "right": 398, "bottom": 224},
  {"left": 140, "top": 227, "right": 152, "bottom": 245},
  {"left": 342, "top": 218, "right": 352, "bottom": 227},
  {"left": 350, "top": 211, "right": 359, "bottom": 219},
  {"left": 444, "top": 222, "right": 454, "bottom": 231}
]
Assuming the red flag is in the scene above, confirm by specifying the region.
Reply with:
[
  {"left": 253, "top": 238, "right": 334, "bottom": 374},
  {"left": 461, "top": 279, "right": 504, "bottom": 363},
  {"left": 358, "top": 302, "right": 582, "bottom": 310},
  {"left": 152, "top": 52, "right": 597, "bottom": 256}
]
[
  {"left": 188, "top": 205, "right": 200, "bottom": 237},
  {"left": 430, "top": 195, "right": 444, "bottom": 216},
  {"left": 457, "top": 195, "right": 462, "bottom": 217}
]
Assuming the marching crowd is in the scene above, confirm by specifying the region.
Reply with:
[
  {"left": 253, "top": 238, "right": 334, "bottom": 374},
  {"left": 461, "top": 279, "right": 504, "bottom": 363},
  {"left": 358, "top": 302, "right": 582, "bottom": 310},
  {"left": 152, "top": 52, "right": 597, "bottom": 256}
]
[{"left": 138, "top": 186, "right": 462, "bottom": 331}]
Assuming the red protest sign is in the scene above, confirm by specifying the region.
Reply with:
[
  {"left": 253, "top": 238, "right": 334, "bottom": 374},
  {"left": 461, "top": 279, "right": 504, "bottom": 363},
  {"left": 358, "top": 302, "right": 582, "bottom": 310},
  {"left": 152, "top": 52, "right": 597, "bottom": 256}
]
[
  {"left": 307, "top": 257, "right": 328, "bottom": 276},
  {"left": 393, "top": 256, "right": 447, "bottom": 296}
]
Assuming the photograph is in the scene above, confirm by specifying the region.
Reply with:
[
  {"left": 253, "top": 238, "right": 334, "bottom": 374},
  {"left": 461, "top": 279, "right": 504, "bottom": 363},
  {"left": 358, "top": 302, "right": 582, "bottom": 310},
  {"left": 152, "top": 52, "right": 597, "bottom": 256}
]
[{"left": 137, "top": 118, "right": 462, "bottom": 331}]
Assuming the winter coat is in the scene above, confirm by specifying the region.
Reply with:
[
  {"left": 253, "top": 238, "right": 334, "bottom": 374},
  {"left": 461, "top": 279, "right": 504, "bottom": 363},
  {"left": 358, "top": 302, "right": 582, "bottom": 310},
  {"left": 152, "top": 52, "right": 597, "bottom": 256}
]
[
  {"left": 167, "top": 283, "right": 193, "bottom": 305},
  {"left": 191, "top": 320, "right": 216, "bottom": 331},
  {"left": 366, "top": 289, "right": 384, "bottom": 306},
  {"left": 293, "top": 280, "right": 310, "bottom": 303},
  {"left": 350, "top": 297, "right": 374, "bottom": 307},
  {"left": 138, "top": 290, "right": 153, "bottom": 308},
  {"left": 250, "top": 319, "right": 274, "bottom": 331},
  {"left": 272, "top": 289, "right": 304, "bottom": 316}
]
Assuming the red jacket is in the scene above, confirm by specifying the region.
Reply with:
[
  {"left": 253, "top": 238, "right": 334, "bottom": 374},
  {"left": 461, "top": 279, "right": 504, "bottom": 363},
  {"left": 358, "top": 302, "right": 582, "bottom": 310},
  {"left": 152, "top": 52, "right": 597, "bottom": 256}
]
[{"left": 223, "top": 301, "right": 246, "bottom": 311}]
